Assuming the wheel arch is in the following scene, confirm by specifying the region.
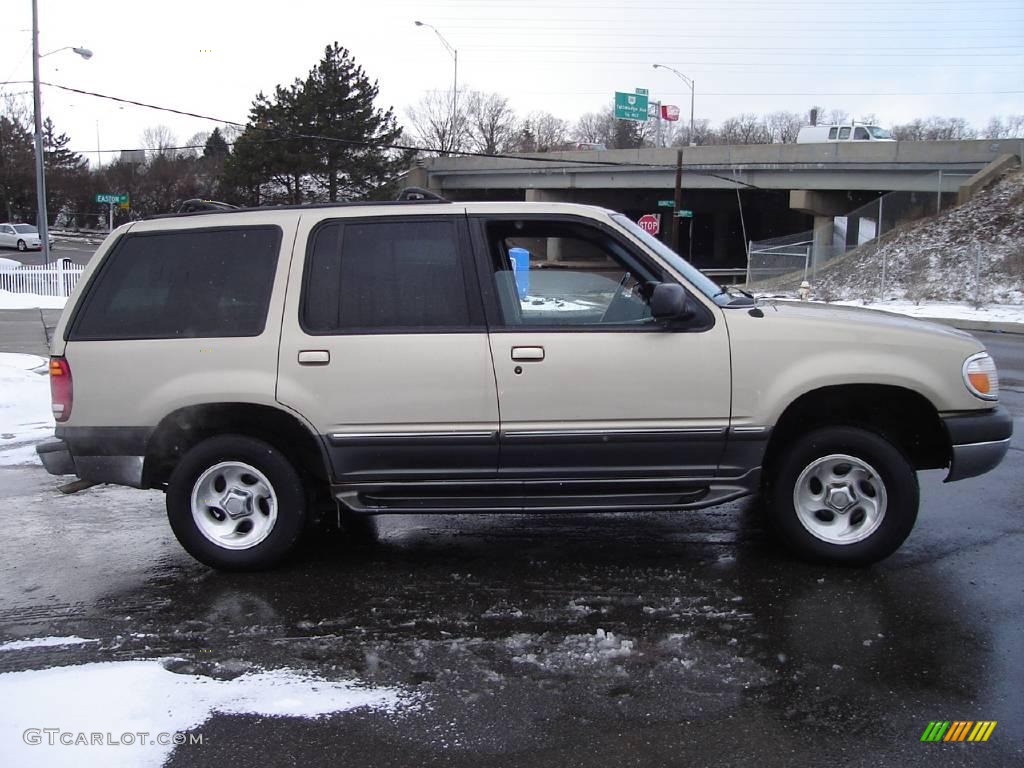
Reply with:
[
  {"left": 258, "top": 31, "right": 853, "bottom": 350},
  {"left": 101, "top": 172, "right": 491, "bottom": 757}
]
[
  {"left": 143, "top": 402, "right": 331, "bottom": 488},
  {"left": 763, "top": 384, "right": 949, "bottom": 475}
]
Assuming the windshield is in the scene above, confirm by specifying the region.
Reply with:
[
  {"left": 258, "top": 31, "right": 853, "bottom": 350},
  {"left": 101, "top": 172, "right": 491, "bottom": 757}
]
[
  {"left": 12, "top": 224, "right": 37, "bottom": 234},
  {"left": 610, "top": 213, "right": 727, "bottom": 304},
  {"left": 868, "top": 126, "right": 893, "bottom": 139}
]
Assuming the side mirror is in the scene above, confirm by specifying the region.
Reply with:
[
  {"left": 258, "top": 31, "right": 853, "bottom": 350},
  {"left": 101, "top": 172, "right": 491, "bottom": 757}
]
[{"left": 650, "top": 283, "right": 696, "bottom": 322}]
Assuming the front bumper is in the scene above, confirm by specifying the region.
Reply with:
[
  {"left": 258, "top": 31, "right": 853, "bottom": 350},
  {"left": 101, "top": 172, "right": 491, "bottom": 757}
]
[{"left": 942, "top": 406, "right": 1013, "bottom": 482}]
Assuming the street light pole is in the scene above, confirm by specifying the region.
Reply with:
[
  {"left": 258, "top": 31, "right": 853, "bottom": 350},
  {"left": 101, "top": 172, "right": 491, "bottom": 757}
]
[
  {"left": 652, "top": 64, "right": 695, "bottom": 146},
  {"left": 415, "top": 21, "right": 458, "bottom": 154},
  {"left": 31, "top": 0, "right": 93, "bottom": 267},
  {"left": 31, "top": 0, "right": 49, "bottom": 265}
]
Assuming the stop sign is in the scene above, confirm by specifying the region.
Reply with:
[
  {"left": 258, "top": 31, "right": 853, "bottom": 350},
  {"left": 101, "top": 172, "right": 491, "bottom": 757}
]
[{"left": 637, "top": 213, "right": 660, "bottom": 235}]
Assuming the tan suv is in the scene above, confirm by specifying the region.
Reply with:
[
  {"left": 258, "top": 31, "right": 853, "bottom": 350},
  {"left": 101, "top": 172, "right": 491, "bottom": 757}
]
[{"left": 35, "top": 198, "right": 1011, "bottom": 570}]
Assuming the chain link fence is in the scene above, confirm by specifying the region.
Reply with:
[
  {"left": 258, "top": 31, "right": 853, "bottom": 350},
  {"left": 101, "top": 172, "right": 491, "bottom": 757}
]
[{"left": 742, "top": 170, "right": 1009, "bottom": 303}]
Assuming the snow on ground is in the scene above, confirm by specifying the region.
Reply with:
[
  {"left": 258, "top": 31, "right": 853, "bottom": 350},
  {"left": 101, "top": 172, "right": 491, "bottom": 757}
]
[
  {"left": 0, "top": 660, "right": 412, "bottom": 768},
  {"left": 0, "top": 290, "right": 67, "bottom": 310},
  {"left": 0, "top": 353, "right": 53, "bottom": 467},
  {"left": 0, "top": 636, "right": 99, "bottom": 652},
  {"left": 832, "top": 299, "right": 1024, "bottom": 324},
  {"left": 759, "top": 297, "right": 1024, "bottom": 326}
]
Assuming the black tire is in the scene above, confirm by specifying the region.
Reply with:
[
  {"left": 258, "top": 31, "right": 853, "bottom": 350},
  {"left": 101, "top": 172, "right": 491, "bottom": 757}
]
[
  {"left": 166, "top": 435, "right": 307, "bottom": 571},
  {"left": 765, "top": 426, "right": 918, "bottom": 566},
  {"left": 16, "top": 239, "right": 26, "bottom": 252}
]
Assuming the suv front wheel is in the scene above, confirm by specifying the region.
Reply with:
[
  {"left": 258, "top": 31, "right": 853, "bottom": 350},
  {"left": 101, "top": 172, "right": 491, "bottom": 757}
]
[
  {"left": 167, "top": 435, "right": 307, "bottom": 571},
  {"left": 766, "top": 426, "right": 919, "bottom": 565}
]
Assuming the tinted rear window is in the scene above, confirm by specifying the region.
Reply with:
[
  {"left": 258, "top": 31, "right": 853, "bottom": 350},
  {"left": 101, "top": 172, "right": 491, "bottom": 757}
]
[
  {"left": 302, "top": 219, "right": 473, "bottom": 332},
  {"left": 69, "top": 226, "right": 281, "bottom": 340}
]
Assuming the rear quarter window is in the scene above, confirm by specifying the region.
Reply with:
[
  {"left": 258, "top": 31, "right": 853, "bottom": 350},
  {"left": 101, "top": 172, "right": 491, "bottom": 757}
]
[{"left": 68, "top": 226, "right": 281, "bottom": 340}]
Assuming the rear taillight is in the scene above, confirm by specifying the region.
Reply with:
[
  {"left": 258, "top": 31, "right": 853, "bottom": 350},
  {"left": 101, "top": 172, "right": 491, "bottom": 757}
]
[{"left": 49, "top": 356, "right": 73, "bottom": 422}]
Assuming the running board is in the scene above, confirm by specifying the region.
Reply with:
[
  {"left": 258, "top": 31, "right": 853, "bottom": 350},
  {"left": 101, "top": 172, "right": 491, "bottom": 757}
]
[{"left": 334, "top": 475, "right": 757, "bottom": 515}]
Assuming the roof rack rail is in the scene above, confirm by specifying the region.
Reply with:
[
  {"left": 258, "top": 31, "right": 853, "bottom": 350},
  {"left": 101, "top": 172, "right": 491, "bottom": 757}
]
[
  {"left": 178, "top": 199, "right": 239, "bottom": 214},
  {"left": 396, "top": 186, "right": 448, "bottom": 202}
]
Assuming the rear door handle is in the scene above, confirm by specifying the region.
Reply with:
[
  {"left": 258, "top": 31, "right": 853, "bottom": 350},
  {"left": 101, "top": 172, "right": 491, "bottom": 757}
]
[
  {"left": 511, "top": 346, "right": 545, "bottom": 362},
  {"left": 298, "top": 350, "right": 330, "bottom": 365}
]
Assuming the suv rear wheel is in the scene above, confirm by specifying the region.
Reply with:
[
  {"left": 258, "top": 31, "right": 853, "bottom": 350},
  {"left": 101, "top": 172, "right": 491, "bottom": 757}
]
[
  {"left": 765, "top": 426, "right": 918, "bottom": 565},
  {"left": 166, "top": 435, "right": 307, "bottom": 571}
]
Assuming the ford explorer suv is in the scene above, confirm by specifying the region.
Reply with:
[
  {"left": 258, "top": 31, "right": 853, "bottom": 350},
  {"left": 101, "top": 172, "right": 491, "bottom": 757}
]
[{"left": 35, "top": 198, "right": 1012, "bottom": 570}]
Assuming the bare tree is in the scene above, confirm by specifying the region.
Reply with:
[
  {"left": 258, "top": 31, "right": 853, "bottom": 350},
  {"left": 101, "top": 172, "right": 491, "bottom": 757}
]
[
  {"left": 524, "top": 111, "right": 569, "bottom": 151},
  {"left": 892, "top": 119, "right": 926, "bottom": 141},
  {"left": 983, "top": 115, "right": 1024, "bottom": 140},
  {"left": 827, "top": 109, "right": 850, "bottom": 125},
  {"left": 922, "top": 117, "right": 976, "bottom": 140},
  {"left": 573, "top": 109, "right": 616, "bottom": 146},
  {"left": 405, "top": 89, "right": 470, "bottom": 154},
  {"left": 765, "top": 111, "right": 804, "bottom": 143},
  {"left": 465, "top": 91, "right": 520, "bottom": 154},
  {"left": 717, "top": 113, "right": 770, "bottom": 145},
  {"left": 141, "top": 125, "right": 178, "bottom": 158}
]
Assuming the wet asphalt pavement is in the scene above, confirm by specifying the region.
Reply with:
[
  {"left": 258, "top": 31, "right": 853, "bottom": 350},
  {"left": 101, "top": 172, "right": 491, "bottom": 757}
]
[{"left": 0, "top": 332, "right": 1022, "bottom": 767}]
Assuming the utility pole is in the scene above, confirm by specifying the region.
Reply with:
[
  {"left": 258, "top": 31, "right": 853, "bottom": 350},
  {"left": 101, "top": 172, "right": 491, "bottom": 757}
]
[
  {"left": 671, "top": 150, "right": 683, "bottom": 252},
  {"left": 31, "top": 0, "right": 50, "bottom": 266}
]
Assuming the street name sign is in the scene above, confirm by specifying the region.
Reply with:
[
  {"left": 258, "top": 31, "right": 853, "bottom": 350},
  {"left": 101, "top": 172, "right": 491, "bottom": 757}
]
[{"left": 96, "top": 193, "right": 128, "bottom": 205}]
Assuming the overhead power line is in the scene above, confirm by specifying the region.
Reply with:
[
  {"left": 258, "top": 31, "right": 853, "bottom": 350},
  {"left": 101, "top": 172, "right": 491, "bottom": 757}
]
[{"left": 30, "top": 80, "right": 763, "bottom": 188}]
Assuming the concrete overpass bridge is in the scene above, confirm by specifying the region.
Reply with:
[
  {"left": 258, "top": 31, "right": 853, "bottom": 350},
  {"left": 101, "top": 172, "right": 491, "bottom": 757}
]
[{"left": 407, "top": 139, "right": 1023, "bottom": 269}]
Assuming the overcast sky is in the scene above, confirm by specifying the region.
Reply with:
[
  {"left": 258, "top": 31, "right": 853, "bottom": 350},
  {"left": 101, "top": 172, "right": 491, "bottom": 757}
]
[{"left": 2, "top": 0, "right": 1022, "bottom": 164}]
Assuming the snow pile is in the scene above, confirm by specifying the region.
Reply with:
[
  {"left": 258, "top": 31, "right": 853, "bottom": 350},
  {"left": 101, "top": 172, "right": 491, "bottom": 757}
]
[
  {"left": 0, "top": 636, "right": 98, "bottom": 652},
  {"left": 811, "top": 168, "right": 1024, "bottom": 303},
  {"left": 509, "top": 628, "right": 635, "bottom": 671},
  {"left": 0, "top": 660, "right": 412, "bottom": 768},
  {"left": 0, "top": 353, "right": 53, "bottom": 467},
  {"left": 831, "top": 299, "right": 1024, "bottom": 324},
  {"left": 0, "top": 290, "right": 67, "bottom": 309}
]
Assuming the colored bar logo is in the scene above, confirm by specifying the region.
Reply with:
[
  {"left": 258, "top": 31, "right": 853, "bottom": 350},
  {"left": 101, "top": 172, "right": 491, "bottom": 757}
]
[{"left": 921, "top": 721, "right": 997, "bottom": 742}]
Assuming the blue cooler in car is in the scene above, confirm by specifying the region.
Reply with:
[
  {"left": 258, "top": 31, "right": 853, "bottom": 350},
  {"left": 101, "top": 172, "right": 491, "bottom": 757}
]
[{"left": 508, "top": 247, "right": 530, "bottom": 298}]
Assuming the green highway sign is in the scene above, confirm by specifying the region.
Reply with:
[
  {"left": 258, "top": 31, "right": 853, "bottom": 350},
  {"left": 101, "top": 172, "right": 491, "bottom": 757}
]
[
  {"left": 634, "top": 88, "right": 649, "bottom": 96},
  {"left": 675, "top": 209, "right": 694, "bottom": 218},
  {"left": 657, "top": 199, "right": 675, "bottom": 207},
  {"left": 95, "top": 193, "right": 128, "bottom": 205},
  {"left": 614, "top": 90, "right": 649, "bottom": 122}
]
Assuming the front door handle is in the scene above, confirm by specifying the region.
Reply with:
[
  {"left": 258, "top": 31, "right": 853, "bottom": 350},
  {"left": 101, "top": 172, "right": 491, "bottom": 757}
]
[
  {"left": 298, "top": 350, "right": 330, "bottom": 365},
  {"left": 511, "top": 346, "right": 545, "bottom": 362}
]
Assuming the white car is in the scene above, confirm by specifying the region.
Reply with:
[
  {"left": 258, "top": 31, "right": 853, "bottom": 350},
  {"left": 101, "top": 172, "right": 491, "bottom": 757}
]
[{"left": 0, "top": 223, "right": 55, "bottom": 251}]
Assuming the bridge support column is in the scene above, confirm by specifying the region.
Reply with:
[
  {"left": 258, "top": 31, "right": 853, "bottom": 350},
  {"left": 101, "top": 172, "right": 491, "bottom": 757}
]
[
  {"left": 525, "top": 189, "right": 565, "bottom": 203},
  {"left": 845, "top": 216, "right": 861, "bottom": 249},
  {"left": 713, "top": 213, "right": 729, "bottom": 265},
  {"left": 812, "top": 216, "right": 834, "bottom": 268}
]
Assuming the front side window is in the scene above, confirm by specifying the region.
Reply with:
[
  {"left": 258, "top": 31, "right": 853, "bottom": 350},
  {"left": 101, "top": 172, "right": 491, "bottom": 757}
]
[
  {"left": 302, "top": 218, "right": 472, "bottom": 333},
  {"left": 868, "top": 126, "right": 894, "bottom": 139},
  {"left": 483, "top": 219, "right": 662, "bottom": 328},
  {"left": 69, "top": 226, "right": 281, "bottom": 340}
]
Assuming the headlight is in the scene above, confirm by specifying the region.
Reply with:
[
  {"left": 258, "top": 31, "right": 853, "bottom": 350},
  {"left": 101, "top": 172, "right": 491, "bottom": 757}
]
[{"left": 963, "top": 352, "right": 999, "bottom": 401}]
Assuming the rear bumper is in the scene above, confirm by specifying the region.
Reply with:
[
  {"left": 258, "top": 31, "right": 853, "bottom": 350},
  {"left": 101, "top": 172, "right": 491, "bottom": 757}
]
[
  {"left": 36, "top": 432, "right": 147, "bottom": 488},
  {"left": 942, "top": 406, "right": 1013, "bottom": 482},
  {"left": 36, "top": 438, "right": 76, "bottom": 476}
]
